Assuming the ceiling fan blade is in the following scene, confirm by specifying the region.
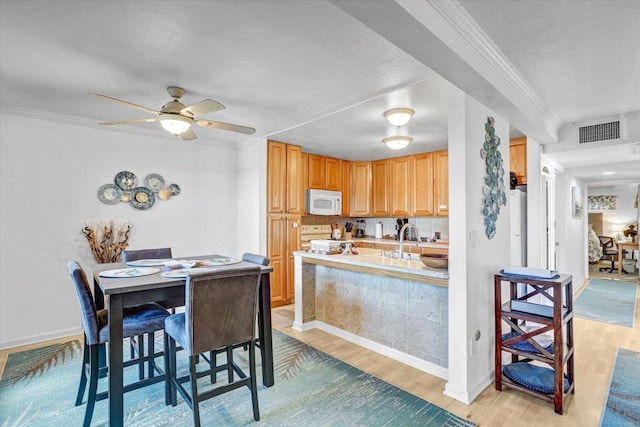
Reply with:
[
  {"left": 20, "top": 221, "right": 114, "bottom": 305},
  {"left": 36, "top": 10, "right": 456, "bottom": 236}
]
[
  {"left": 181, "top": 99, "right": 225, "bottom": 117},
  {"left": 88, "top": 93, "right": 160, "bottom": 115},
  {"left": 195, "top": 119, "right": 256, "bottom": 135},
  {"left": 99, "top": 118, "right": 159, "bottom": 126},
  {"left": 181, "top": 128, "right": 197, "bottom": 141}
]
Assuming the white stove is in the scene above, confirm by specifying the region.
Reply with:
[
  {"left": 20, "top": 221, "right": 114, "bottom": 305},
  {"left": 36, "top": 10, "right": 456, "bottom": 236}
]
[{"left": 300, "top": 225, "right": 332, "bottom": 250}]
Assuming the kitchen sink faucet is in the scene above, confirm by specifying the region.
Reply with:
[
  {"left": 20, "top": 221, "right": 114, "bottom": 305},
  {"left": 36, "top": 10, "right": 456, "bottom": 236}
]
[{"left": 398, "top": 223, "right": 420, "bottom": 260}]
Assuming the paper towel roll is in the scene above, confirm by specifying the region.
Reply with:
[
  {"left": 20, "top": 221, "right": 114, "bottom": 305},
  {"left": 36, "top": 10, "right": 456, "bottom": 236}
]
[{"left": 375, "top": 222, "right": 383, "bottom": 239}]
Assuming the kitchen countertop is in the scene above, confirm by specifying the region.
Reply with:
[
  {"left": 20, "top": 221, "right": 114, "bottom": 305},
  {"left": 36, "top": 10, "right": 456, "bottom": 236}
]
[
  {"left": 294, "top": 247, "right": 449, "bottom": 283},
  {"left": 350, "top": 237, "right": 449, "bottom": 249}
]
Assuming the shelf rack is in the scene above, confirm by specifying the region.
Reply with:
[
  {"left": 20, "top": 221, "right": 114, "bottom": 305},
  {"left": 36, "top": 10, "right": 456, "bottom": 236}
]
[{"left": 494, "top": 272, "right": 575, "bottom": 414}]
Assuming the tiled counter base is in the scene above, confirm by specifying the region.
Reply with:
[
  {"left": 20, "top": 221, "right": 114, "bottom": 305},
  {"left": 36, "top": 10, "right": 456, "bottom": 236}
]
[{"left": 293, "top": 253, "right": 449, "bottom": 379}]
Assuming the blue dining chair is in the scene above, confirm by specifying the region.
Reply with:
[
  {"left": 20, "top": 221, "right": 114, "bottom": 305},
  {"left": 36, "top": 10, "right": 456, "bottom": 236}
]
[
  {"left": 68, "top": 261, "right": 170, "bottom": 427},
  {"left": 122, "top": 247, "right": 173, "bottom": 375},
  {"left": 164, "top": 267, "right": 262, "bottom": 426}
]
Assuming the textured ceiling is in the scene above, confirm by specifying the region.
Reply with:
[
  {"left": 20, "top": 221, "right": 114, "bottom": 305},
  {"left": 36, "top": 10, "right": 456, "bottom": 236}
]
[{"left": 1, "top": 0, "right": 638, "bottom": 185}]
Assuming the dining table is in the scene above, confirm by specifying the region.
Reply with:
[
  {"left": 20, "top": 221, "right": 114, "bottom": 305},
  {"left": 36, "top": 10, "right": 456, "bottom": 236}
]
[
  {"left": 616, "top": 240, "right": 638, "bottom": 274},
  {"left": 92, "top": 254, "right": 274, "bottom": 427}
]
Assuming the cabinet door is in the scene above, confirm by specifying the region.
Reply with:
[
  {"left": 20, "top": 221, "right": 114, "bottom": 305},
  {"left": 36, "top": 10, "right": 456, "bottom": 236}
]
[
  {"left": 324, "top": 157, "right": 343, "bottom": 192},
  {"left": 308, "top": 154, "right": 325, "bottom": 189},
  {"left": 434, "top": 150, "right": 449, "bottom": 217},
  {"left": 390, "top": 156, "right": 411, "bottom": 216},
  {"left": 350, "top": 161, "right": 372, "bottom": 216},
  {"left": 341, "top": 160, "right": 350, "bottom": 216},
  {"left": 267, "top": 215, "right": 286, "bottom": 305},
  {"left": 286, "top": 144, "right": 303, "bottom": 214},
  {"left": 411, "top": 153, "right": 434, "bottom": 216},
  {"left": 286, "top": 216, "right": 300, "bottom": 302},
  {"left": 301, "top": 153, "right": 309, "bottom": 215},
  {"left": 372, "top": 159, "right": 390, "bottom": 217},
  {"left": 509, "top": 137, "right": 527, "bottom": 185},
  {"left": 267, "top": 141, "right": 287, "bottom": 213}
]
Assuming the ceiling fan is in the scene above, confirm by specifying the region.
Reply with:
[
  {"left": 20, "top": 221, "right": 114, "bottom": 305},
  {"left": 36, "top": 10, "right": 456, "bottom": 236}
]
[{"left": 88, "top": 86, "right": 256, "bottom": 140}]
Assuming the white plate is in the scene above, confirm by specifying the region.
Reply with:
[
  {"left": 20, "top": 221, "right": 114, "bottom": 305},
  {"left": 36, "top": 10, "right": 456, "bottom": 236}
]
[
  {"left": 99, "top": 267, "right": 160, "bottom": 278},
  {"left": 125, "top": 259, "right": 173, "bottom": 267},
  {"left": 160, "top": 267, "right": 217, "bottom": 278},
  {"left": 198, "top": 258, "right": 242, "bottom": 266}
]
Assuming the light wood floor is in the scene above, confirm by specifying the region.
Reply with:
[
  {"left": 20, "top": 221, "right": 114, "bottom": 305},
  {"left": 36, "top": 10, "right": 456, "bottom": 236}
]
[
  {"left": 272, "top": 276, "right": 640, "bottom": 427},
  {"left": 2, "top": 276, "right": 638, "bottom": 426}
]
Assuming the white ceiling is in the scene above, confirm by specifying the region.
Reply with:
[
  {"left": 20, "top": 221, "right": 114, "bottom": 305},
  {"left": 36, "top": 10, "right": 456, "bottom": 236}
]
[{"left": 1, "top": 0, "right": 639, "bottom": 187}]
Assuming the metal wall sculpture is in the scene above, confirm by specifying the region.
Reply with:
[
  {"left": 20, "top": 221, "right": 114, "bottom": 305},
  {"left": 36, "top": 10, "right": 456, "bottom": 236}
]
[{"left": 480, "top": 116, "right": 507, "bottom": 239}]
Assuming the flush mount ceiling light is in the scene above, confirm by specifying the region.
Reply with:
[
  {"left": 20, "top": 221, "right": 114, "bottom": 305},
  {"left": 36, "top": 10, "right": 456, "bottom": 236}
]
[
  {"left": 384, "top": 108, "right": 414, "bottom": 127},
  {"left": 602, "top": 171, "right": 616, "bottom": 175},
  {"left": 383, "top": 136, "right": 412, "bottom": 150},
  {"left": 159, "top": 114, "right": 192, "bottom": 135}
]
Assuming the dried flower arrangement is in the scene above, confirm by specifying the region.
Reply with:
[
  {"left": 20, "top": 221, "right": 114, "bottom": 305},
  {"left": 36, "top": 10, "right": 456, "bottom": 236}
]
[{"left": 82, "top": 221, "right": 132, "bottom": 263}]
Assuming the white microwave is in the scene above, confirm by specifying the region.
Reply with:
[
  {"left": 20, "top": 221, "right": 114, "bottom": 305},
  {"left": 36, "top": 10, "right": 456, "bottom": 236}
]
[{"left": 306, "top": 189, "right": 342, "bottom": 215}]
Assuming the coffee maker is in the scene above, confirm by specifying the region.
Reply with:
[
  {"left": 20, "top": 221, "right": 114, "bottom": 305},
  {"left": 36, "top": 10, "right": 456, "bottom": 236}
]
[{"left": 355, "top": 219, "right": 365, "bottom": 238}]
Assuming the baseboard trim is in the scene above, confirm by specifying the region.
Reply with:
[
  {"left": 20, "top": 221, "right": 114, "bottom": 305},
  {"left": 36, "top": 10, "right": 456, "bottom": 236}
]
[{"left": 0, "top": 327, "right": 82, "bottom": 351}]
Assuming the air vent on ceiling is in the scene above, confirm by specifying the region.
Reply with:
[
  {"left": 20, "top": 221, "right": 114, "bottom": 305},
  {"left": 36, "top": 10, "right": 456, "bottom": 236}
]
[{"left": 578, "top": 121, "right": 620, "bottom": 144}]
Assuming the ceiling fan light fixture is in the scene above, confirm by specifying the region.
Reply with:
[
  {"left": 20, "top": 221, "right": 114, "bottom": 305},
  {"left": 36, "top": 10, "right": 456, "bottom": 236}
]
[
  {"left": 159, "top": 114, "right": 192, "bottom": 135},
  {"left": 384, "top": 108, "right": 414, "bottom": 127},
  {"left": 383, "top": 136, "right": 412, "bottom": 150}
]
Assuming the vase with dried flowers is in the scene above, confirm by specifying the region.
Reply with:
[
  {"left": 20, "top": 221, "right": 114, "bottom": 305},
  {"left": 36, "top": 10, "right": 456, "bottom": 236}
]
[{"left": 82, "top": 221, "right": 132, "bottom": 263}]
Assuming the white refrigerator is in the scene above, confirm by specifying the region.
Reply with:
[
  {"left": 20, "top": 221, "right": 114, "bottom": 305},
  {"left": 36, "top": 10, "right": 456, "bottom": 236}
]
[{"left": 510, "top": 189, "right": 527, "bottom": 266}]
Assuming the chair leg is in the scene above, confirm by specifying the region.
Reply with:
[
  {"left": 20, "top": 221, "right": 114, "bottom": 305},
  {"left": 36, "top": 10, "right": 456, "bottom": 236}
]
[
  {"left": 189, "top": 355, "right": 201, "bottom": 427},
  {"left": 83, "top": 345, "right": 100, "bottom": 427},
  {"left": 226, "top": 346, "right": 234, "bottom": 382},
  {"left": 75, "top": 340, "right": 90, "bottom": 406},
  {"left": 169, "top": 336, "right": 178, "bottom": 406},
  {"left": 148, "top": 332, "right": 155, "bottom": 378},
  {"left": 137, "top": 334, "right": 145, "bottom": 380},
  {"left": 249, "top": 341, "right": 260, "bottom": 421},
  {"left": 163, "top": 333, "right": 171, "bottom": 406},
  {"left": 209, "top": 350, "right": 217, "bottom": 384}
]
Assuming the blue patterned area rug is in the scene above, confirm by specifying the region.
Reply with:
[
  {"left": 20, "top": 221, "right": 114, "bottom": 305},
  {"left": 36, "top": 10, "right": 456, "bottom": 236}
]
[
  {"left": 601, "top": 348, "right": 640, "bottom": 426},
  {"left": 574, "top": 279, "right": 638, "bottom": 327},
  {"left": 0, "top": 330, "right": 474, "bottom": 426}
]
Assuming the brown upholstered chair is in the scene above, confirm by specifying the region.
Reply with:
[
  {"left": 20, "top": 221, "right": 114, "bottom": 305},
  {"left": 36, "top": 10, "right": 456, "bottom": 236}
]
[{"left": 164, "top": 267, "right": 262, "bottom": 426}]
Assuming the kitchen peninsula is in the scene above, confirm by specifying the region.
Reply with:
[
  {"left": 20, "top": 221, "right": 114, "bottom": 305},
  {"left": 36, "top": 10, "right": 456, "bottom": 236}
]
[{"left": 293, "top": 247, "right": 449, "bottom": 379}]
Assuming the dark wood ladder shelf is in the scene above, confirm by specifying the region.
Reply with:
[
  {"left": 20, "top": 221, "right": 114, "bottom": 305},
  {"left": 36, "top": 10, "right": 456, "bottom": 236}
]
[{"left": 494, "top": 273, "right": 575, "bottom": 414}]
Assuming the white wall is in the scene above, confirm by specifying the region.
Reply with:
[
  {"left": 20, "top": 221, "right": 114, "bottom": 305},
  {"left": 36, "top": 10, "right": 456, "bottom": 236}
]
[
  {"left": 555, "top": 172, "right": 588, "bottom": 286},
  {"left": 445, "top": 86, "right": 511, "bottom": 403},
  {"left": 526, "top": 138, "right": 543, "bottom": 268},
  {"left": 0, "top": 111, "right": 242, "bottom": 348}
]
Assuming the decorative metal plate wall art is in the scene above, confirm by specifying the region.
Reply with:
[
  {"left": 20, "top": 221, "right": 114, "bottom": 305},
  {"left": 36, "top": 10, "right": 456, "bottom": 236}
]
[
  {"left": 480, "top": 116, "right": 507, "bottom": 239},
  {"left": 97, "top": 171, "right": 181, "bottom": 210}
]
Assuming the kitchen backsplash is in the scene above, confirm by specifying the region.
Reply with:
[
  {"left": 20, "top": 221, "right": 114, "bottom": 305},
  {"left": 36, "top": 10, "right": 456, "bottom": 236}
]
[{"left": 302, "top": 215, "right": 449, "bottom": 241}]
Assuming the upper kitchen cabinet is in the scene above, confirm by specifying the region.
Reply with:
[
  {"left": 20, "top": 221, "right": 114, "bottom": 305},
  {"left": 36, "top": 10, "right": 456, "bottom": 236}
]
[
  {"left": 433, "top": 150, "right": 449, "bottom": 217},
  {"left": 301, "top": 153, "right": 309, "bottom": 214},
  {"left": 342, "top": 160, "right": 350, "bottom": 216},
  {"left": 324, "top": 157, "right": 343, "bottom": 192},
  {"left": 372, "top": 159, "right": 390, "bottom": 217},
  {"left": 307, "top": 154, "right": 325, "bottom": 189},
  {"left": 350, "top": 161, "right": 372, "bottom": 216},
  {"left": 267, "top": 140, "right": 303, "bottom": 214},
  {"left": 411, "top": 153, "right": 435, "bottom": 216},
  {"left": 390, "top": 156, "right": 411, "bottom": 216},
  {"left": 509, "top": 137, "right": 527, "bottom": 185}
]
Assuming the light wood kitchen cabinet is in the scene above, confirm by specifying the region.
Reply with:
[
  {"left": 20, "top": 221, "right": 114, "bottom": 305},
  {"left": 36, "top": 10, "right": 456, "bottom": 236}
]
[
  {"left": 411, "top": 153, "right": 435, "bottom": 216},
  {"left": 342, "top": 160, "right": 350, "bottom": 216},
  {"left": 286, "top": 144, "right": 303, "bottom": 214},
  {"left": 510, "top": 137, "right": 527, "bottom": 185},
  {"left": 434, "top": 150, "right": 449, "bottom": 217},
  {"left": 372, "top": 159, "right": 390, "bottom": 217},
  {"left": 267, "top": 140, "right": 302, "bottom": 214},
  {"left": 267, "top": 141, "right": 287, "bottom": 213},
  {"left": 324, "top": 157, "right": 343, "bottom": 192},
  {"left": 390, "top": 156, "right": 411, "bottom": 216},
  {"left": 307, "top": 154, "right": 325, "bottom": 189},
  {"left": 301, "top": 153, "right": 309, "bottom": 215},
  {"left": 357, "top": 242, "right": 375, "bottom": 249},
  {"left": 350, "top": 161, "right": 372, "bottom": 216},
  {"left": 267, "top": 214, "right": 300, "bottom": 307}
]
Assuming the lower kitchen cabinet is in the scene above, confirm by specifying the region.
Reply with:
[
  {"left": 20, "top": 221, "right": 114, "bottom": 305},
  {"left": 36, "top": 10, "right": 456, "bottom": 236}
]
[{"left": 268, "top": 214, "right": 300, "bottom": 306}]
